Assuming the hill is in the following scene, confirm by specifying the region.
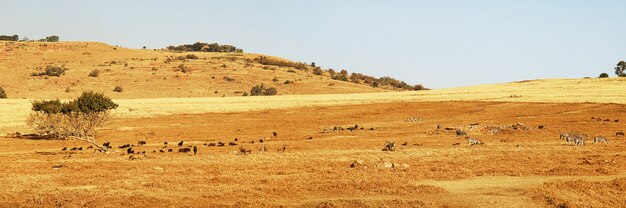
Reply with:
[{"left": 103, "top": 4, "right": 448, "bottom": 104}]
[{"left": 0, "top": 41, "right": 421, "bottom": 99}]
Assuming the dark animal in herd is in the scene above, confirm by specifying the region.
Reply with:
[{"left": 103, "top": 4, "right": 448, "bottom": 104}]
[
  {"left": 177, "top": 141, "right": 184, "bottom": 147},
  {"left": 137, "top": 141, "right": 147, "bottom": 145}
]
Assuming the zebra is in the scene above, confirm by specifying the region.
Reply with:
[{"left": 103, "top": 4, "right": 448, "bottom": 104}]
[
  {"left": 467, "top": 137, "right": 482, "bottom": 146},
  {"left": 559, "top": 132, "right": 571, "bottom": 140},
  {"left": 573, "top": 134, "right": 587, "bottom": 146},
  {"left": 593, "top": 136, "right": 609, "bottom": 144}
]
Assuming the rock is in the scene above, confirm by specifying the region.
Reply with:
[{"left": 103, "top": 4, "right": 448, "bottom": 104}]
[
  {"left": 52, "top": 164, "right": 66, "bottom": 170},
  {"left": 350, "top": 160, "right": 366, "bottom": 168},
  {"left": 376, "top": 161, "right": 393, "bottom": 169},
  {"left": 153, "top": 166, "right": 164, "bottom": 171},
  {"left": 394, "top": 163, "right": 410, "bottom": 169}
]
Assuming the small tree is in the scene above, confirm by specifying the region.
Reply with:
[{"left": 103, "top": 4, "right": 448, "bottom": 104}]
[
  {"left": 27, "top": 91, "right": 118, "bottom": 151},
  {"left": 598, "top": 73, "right": 609, "bottom": 78},
  {"left": 615, "top": 61, "right": 626, "bottom": 77},
  {"left": 0, "top": 87, "right": 6, "bottom": 98},
  {"left": 45, "top": 35, "right": 59, "bottom": 42}
]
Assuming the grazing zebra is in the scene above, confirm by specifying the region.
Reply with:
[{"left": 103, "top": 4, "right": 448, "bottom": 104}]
[
  {"left": 467, "top": 137, "right": 482, "bottom": 146},
  {"left": 593, "top": 136, "right": 609, "bottom": 144},
  {"left": 572, "top": 134, "right": 587, "bottom": 146},
  {"left": 559, "top": 132, "right": 570, "bottom": 140}
]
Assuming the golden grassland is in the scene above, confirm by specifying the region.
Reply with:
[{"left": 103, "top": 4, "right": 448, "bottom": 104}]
[{"left": 1, "top": 101, "right": 625, "bottom": 207}]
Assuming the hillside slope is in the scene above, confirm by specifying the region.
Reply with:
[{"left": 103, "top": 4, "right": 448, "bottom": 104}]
[{"left": 0, "top": 41, "right": 403, "bottom": 99}]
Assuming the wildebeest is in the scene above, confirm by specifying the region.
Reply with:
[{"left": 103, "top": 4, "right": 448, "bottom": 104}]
[
  {"left": 467, "top": 137, "right": 482, "bottom": 146},
  {"left": 538, "top": 125, "right": 545, "bottom": 129},
  {"left": 272, "top": 132, "right": 278, "bottom": 137},
  {"left": 234, "top": 138, "right": 238, "bottom": 141},
  {"left": 77, "top": 147, "right": 83, "bottom": 151},
  {"left": 217, "top": 142, "right": 225, "bottom": 146},
  {"left": 455, "top": 129, "right": 467, "bottom": 137},
  {"left": 127, "top": 148, "right": 134, "bottom": 154},
  {"left": 178, "top": 147, "right": 191, "bottom": 153},
  {"left": 62, "top": 147, "right": 67, "bottom": 151},
  {"left": 382, "top": 142, "right": 395, "bottom": 151},
  {"left": 258, "top": 145, "right": 267, "bottom": 152},
  {"left": 193, "top": 146, "right": 198, "bottom": 155},
  {"left": 138, "top": 141, "right": 147, "bottom": 145},
  {"left": 164, "top": 141, "right": 168, "bottom": 145},
  {"left": 402, "top": 142, "right": 408, "bottom": 146},
  {"left": 259, "top": 139, "right": 264, "bottom": 143},
  {"left": 228, "top": 142, "right": 237, "bottom": 146},
  {"left": 208, "top": 143, "right": 216, "bottom": 146},
  {"left": 86, "top": 146, "right": 93, "bottom": 149},
  {"left": 178, "top": 141, "right": 184, "bottom": 147},
  {"left": 102, "top": 142, "right": 112, "bottom": 148},
  {"left": 119, "top": 144, "right": 131, "bottom": 148},
  {"left": 347, "top": 125, "right": 359, "bottom": 132},
  {"left": 593, "top": 136, "right": 609, "bottom": 144},
  {"left": 168, "top": 149, "right": 173, "bottom": 152},
  {"left": 616, "top": 131, "right": 624, "bottom": 137},
  {"left": 278, "top": 145, "right": 287, "bottom": 152},
  {"left": 239, "top": 146, "right": 251, "bottom": 155},
  {"left": 159, "top": 149, "right": 165, "bottom": 153},
  {"left": 306, "top": 136, "right": 313, "bottom": 140},
  {"left": 70, "top": 147, "right": 77, "bottom": 151}
]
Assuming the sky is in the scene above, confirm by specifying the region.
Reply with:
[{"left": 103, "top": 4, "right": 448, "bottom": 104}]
[{"left": 1, "top": 0, "right": 625, "bottom": 89}]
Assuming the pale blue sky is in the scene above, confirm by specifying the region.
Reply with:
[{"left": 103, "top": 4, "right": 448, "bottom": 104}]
[{"left": 2, "top": 0, "right": 625, "bottom": 88}]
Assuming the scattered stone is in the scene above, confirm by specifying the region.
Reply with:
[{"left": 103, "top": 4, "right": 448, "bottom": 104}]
[{"left": 350, "top": 160, "right": 366, "bottom": 168}]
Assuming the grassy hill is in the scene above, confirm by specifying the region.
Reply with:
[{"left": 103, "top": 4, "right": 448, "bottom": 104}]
[{"left": 0, "top": 41, "right": 420, "bottom": 99}]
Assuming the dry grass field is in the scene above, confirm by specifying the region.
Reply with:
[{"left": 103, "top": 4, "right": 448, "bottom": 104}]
[
  {"left": 1, "top": 101, "right": 625, "bottom": 207},
  {"left": 1, "top": 41, "right": 626, "bottom": 207}
]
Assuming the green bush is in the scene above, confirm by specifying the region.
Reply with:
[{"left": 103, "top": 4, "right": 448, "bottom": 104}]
[
  {"left": 167, "top": 42, "right": 243, "bottom": 53},
  {"left": 599, "top": 73, "right": 609, "bottom": 78},
  {"left": 0, "top": 87, "right": 7, "bottom": 99},
  {"left": 113, "top": 86, "right": 123, "bottom": 92},
  {"left": 45, "top": 35, "right": 59, "bottom": 42}
]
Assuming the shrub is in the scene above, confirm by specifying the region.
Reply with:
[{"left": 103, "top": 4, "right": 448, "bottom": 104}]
[
  {"left": 27, "top": 91, "right": 118, "bottom": 150},
  {"left": 599, "top": 73, "right": 609, "bottom": 78},
  {"left": 287, "top": 69, "right": 296, "bottom": 73},
  {"left": 242, "top": 92, "right": 249, "bottom": 96},
  {"left": 45, "top": 35, "right": 59, "bottom": 42},
  {"left": 249, "top": 84, "right": 277, "bottom": 96},
  {"left": 185, "top": 54, "right": 199, "bottom": 59},
  {"left": 272, "top": 77, "right": 280, "bottom": 82},
  {"left": 88, "top": 69, "right": 100, "bottom": 77},
  {"left": 113, "top": 86, "right": 123, "bottom": 92},
  {"left": 0, "top": 87, "right": 6, "bottom": 98},
  {"left": 223, "top": 76, "right": 235, "bottom": 82},
  {"left": 312, "top": 67, "right": 323, "bottom": 75},
  {"left": 167, "top": 42, "right": 244, "bottom": 53},
  {"left": 32, "top": 66, "right": 66, "bottom": 77},
  {"left": 253, "top": 56, "right": 308, "bottom": 70},
  {"left": 284, "top": 80, "right": 294, "bottom": 84},
  {"left": 0, "top": 35, "right": 19, "bottom": 41},
  {"left": 332, "top": 75, "right": 348, "bottom": 81}
]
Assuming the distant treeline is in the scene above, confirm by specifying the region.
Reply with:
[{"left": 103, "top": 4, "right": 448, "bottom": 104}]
[
  {"left": 252, "top": 56, "right": 426, "bottom": 91},
  {"left": 0, "top": 34, "right": 59, "bottom": 42},
  {"left": 167, "top": 42, "right": 243, "bottom": 53}
]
